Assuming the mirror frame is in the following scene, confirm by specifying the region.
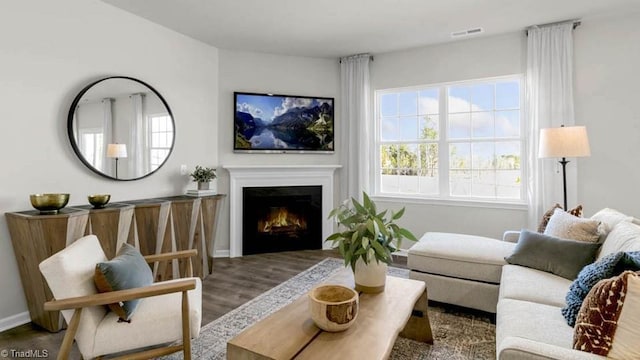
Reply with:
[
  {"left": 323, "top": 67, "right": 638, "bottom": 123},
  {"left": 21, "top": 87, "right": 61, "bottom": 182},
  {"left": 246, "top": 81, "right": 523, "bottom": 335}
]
[{"left": 67, "top": 76, "right": 175, "bottom": 181}]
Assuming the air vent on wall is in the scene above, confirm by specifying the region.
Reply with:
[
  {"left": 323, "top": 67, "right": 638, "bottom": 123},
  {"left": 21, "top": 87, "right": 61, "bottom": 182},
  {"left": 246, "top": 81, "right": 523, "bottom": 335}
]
[{"left": 451, "top": 27, "right": 484, "bottom": 38}]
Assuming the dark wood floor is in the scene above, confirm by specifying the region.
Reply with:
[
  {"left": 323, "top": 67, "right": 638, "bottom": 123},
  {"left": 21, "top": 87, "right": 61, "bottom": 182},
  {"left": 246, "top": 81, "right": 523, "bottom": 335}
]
[{"left": 0, "top": 250, "right": 407, "bottom": 358}]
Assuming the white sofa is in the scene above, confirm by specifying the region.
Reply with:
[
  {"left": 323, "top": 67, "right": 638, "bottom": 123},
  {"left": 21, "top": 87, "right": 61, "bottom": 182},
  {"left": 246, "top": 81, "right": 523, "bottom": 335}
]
[{"left": 408, "top": 209, "right": 640, "bottom": 359}]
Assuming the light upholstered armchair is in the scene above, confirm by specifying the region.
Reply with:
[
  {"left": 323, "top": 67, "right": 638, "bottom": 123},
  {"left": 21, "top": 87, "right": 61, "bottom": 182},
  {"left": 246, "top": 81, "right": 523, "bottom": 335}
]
[{"left": 39, "top": 235, "right": 202, "bottom": 360}]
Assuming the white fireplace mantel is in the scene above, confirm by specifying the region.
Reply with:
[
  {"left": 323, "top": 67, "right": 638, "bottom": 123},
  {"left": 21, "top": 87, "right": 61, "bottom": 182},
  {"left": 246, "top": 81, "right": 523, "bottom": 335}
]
[{"left": 223, "top": 165, "right": 341, "bottom": 257}]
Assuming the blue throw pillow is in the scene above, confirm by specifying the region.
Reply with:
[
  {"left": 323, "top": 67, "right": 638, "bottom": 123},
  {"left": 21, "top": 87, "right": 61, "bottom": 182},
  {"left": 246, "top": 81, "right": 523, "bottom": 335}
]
[
  {"left": 562, "top": 251, "right": 640, "bottom": 326},
  {"left": 94, "top": 243, "right": 153, "bottom": 321},
  {"left": 505, "top": 230, "right": 601, "bottom": 280}
]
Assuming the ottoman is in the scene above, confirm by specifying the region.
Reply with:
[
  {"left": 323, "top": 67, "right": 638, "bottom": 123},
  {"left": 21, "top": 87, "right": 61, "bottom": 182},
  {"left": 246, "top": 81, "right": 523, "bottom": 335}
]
[{"left": 408, "top": 232, "right": 516, "bottom": 313}]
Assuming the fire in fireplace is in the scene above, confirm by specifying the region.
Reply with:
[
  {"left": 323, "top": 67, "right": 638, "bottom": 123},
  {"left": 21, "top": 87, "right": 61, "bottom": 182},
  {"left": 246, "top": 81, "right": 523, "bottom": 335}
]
[
  {"left": 258, "top": 207, "right": 307, "bottom": 235},
  {"left": 243, "top": 186, "right": 321, "bottom": 255}
]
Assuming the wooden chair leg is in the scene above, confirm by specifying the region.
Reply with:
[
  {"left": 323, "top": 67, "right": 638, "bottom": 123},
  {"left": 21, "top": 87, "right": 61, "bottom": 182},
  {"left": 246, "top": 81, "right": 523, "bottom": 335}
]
[
  {"left": 182, "top": 291, "right": 191, "bottom": 360},
  {"left": 57, "top": 308, "right": 82, "bottom": 360}
]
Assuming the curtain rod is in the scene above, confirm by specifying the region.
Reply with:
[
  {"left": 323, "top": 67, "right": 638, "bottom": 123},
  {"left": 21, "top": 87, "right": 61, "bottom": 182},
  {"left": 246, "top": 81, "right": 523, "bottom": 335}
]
[
  {"left": 526, "top": 20, "right": 581, "bottom": 36},
  {"left": 339, "top": 54, "right": 374, "bottom": 64}
]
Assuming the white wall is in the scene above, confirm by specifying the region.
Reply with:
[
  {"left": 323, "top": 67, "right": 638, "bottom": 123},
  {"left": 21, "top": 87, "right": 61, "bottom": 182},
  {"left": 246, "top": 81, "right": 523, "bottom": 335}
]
[
  {"left": 574, "top": 12, "right": 640, "bottom": 217},
  {"left": 370, "top": 33, "right": 529, "bottom": 241},
  {"left": 0, "top": 0, "right": 219, "bottom": 327},
  {"left": 216, "top": 49, "right": 341, "bottom": 253}
]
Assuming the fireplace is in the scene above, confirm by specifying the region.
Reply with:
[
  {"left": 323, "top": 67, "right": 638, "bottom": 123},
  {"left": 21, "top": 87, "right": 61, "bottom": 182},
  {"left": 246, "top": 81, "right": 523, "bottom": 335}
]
[
  {"left": 243, "top": 186, "right": 322, "bottom": 255},
  {"left": 224, "top": 165, "right": 340, "bottom": 257}
]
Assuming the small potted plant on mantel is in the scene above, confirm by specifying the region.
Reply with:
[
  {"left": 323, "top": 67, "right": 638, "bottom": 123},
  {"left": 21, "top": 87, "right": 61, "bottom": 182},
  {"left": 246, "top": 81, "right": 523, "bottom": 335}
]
[
  {"left": 327, "top": 192, "right": 417, "bottom": 293},
  {"left": 190, "top": 165, "right": 217, "bottom": 191}
]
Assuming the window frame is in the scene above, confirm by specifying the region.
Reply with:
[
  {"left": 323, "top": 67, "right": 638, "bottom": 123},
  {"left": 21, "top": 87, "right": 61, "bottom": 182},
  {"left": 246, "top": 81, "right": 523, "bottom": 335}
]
[
  {"left": 147, "top": 113, "right": 174, "bottom": 171},
  {"left": 78, "top": 127, "right": 104, "bottom": 170},
  {"left": 372, "top": 75, "right": 527, "bottom": 209}
]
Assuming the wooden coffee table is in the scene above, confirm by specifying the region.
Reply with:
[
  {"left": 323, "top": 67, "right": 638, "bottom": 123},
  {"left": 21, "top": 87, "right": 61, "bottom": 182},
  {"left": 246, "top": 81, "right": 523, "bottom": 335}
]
[{"left": 227, "top": 268, "right": 433, "bottom": 360}]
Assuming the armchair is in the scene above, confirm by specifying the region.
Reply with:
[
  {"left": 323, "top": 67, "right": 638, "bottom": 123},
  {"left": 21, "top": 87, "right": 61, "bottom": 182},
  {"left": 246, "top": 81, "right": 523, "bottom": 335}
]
[{"left": 39, "top": 235, "right": 202, "bottom": 360}]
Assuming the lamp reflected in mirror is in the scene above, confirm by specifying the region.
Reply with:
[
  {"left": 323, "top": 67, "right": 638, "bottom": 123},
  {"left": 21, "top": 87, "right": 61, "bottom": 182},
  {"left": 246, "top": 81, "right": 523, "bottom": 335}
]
[{"left": 106, "top": 143, "right": 127, "bottom": 179}]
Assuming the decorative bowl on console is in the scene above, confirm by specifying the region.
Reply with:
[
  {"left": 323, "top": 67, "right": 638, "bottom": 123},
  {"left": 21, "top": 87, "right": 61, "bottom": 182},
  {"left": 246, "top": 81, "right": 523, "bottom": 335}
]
[
  {"left": 88, "top": 194, "right": 111, "bottom": 208},
  {"left": 30, "top": 193, "right": 70, "bottom": 215}
]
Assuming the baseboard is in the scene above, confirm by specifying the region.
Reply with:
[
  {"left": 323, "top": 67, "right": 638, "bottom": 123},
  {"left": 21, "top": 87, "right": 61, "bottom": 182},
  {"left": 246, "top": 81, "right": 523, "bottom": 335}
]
[
  {"left": 213, "top": 250, "right": 230, "bottom": 258},
  {"left": 0, "top": 311, "right": 30, "bottom": 333}
]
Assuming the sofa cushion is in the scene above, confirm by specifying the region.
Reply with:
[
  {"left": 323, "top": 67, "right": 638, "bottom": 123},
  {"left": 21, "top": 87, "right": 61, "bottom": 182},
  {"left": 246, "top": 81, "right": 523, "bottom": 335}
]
[
  {"left": 94, "top": 243, "right": 154, "bottom": 321},
  {"left": 499, "top": 264, "right": 572, "bottom": 307},
  {"left": 562, "top": 251, "right": 640, "bottom": 327},
  {"left": 544, "top": 208, "right": 602, "bottom": 243},
  {"left": 408, "top": 232, "right": 515, "bottom": 283},
  {"left": 598, "top": 221, "right": 640, "bottom": 260},
  {"left": 574, "top": 271, "right": 640, "bottom": 358},
  {"left": 505, "top": 230, "right": 600, "bottom": 280},
  {"left": 590, "top": 208, "right": 635, "bottom": 235},
  {"left": 497, "top": 298, "right": 574, "bottom": 352}
]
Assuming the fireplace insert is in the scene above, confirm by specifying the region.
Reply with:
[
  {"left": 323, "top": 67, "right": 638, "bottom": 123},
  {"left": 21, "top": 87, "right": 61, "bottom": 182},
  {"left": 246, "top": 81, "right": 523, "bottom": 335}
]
[{"left": 243, "top": 186, "right": 322, "bottom": 255}]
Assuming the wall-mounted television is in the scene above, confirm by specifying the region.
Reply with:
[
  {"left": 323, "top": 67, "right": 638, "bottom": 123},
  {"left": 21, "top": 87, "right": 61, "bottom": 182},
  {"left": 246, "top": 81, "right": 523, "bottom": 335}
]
[{"left": 234, "top": 92, "right": 334, "bottom": 153}]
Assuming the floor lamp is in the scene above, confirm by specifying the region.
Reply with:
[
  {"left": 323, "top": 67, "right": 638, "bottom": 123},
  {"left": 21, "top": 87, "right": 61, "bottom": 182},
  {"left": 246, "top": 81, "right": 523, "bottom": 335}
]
[
  {"left": 106, "top": 143, "right": 127, "bottom": 179},
  {"left": 538, "top": 125, "right": 591, "bottom": 210}
]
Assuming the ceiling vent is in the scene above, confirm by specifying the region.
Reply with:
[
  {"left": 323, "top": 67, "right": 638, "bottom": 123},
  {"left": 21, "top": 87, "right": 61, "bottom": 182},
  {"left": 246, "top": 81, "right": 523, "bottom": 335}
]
[{"left": 451, "top": 27, "right": 484, "bottom": 38}]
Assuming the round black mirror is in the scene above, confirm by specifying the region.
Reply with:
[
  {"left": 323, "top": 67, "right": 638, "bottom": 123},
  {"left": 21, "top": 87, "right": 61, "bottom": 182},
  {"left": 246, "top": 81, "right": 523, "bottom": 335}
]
[{"left": 68, "top": 76, "right": 175, "bottom": 181}]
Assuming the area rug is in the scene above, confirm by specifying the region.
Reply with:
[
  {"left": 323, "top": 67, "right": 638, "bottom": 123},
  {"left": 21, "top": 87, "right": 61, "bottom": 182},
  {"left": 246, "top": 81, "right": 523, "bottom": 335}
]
[{"left": 164, "top": 258, "right": 495, "bottom": 359}]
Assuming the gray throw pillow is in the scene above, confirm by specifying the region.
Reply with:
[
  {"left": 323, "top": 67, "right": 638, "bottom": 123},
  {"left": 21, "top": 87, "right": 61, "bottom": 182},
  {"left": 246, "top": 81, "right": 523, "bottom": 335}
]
[
  {"left": 94, "top": 243, "right": 153, "bottom": 321},
  {"left": 505, "top": 230, "right": 601, "bottom": 280}
]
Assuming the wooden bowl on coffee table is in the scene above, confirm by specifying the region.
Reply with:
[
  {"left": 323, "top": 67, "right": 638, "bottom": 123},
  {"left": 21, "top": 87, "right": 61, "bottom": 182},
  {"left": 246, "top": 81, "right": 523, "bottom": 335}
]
[{"left": 308, "top": 284, "right": 359, "bottom": 332}]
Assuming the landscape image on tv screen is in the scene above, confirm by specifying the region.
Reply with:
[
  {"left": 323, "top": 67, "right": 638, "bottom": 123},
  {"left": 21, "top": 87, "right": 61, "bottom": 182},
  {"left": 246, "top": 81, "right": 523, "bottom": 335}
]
[{"left": 234, "top": 92, "right": 334, "bottom": 152}]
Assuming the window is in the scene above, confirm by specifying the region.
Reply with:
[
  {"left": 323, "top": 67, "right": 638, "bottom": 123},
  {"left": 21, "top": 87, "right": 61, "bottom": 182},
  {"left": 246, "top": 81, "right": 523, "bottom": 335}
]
[
  {"left": 375, "top": 76, "right": 524, "bottom": 203},
  {"left": 79, "top": 129, "right": 103, "bottom": 170},
  {"left": 148, "top": 114, "right": 173, "bottom": 171}
]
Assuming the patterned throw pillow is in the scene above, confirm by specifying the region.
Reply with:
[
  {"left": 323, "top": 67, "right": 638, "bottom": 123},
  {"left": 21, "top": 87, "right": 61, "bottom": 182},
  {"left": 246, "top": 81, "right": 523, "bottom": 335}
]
[
  {"left": 538, "top": 204, "right": 583, "bottom": 233},
  {"left": 562, "top": 251, "right": 640, "bottom": 327},
  {"left": 544, "top": 208, "right": 602, "bottom": 243},
  {"left": 94, "top": 243, "right": 153, "bottom": 321},
  {"left": 574, "top": 271, "right": 640, "bottom": 358}
]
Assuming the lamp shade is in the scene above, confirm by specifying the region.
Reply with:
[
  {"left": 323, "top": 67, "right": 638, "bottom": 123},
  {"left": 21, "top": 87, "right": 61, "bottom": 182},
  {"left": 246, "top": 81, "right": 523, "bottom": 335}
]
[
  {"left": 106, "top": 143, "right": 127, "bottom": 158},
  {"left": 538, "top": 126, "right": 591, "bottom": 158}
]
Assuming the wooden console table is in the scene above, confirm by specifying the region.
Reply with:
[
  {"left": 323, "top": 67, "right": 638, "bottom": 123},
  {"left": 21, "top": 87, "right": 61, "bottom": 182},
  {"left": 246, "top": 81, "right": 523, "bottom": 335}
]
[
  {"left": 76, "top": 203, "right": 135, "bottom": 259},
  {"left": 5, "top": 208, "right": 89, "bottom": 332},
  {"left": 161, "top": 196, "right": 207, "bottom": 279},
  {"left": 227, "top": 270, "right": 433, "bottom": 360},
  {"left": 124, "top": 199, "right": 173, "bottom": 281}
]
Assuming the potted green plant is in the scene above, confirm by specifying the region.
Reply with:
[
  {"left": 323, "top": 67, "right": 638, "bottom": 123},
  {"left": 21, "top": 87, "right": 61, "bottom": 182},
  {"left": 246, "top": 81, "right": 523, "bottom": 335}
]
[
  {"left": 190, "top": 165, "right": 217, "bottom": 190},
  {"left": 327, "top": 191, "right": 417, "bottom": 293}
]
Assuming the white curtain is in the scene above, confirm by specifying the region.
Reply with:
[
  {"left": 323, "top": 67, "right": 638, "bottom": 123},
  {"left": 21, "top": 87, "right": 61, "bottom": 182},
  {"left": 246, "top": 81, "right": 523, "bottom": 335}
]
[
  {"left": 102, "top": 98, "right": 113, "bottom": 174},
  {"left": 129, "top": 93, "right": 148, "bottom": 177},
  {"left": 340, "top": 54, "right": 371, "bottom": 201},
  {"left": 526, "top": 22, "right": 576, "bottom": 228}
]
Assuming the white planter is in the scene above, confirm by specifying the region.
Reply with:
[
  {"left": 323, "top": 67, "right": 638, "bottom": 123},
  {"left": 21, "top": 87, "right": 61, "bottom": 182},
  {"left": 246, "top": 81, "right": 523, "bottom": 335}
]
[
  {"left": 197, "top": 179, "right": 217, "bottom": 194},
  {"left": 354, "top": 256, "right": 388, "bottom": 293}
]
